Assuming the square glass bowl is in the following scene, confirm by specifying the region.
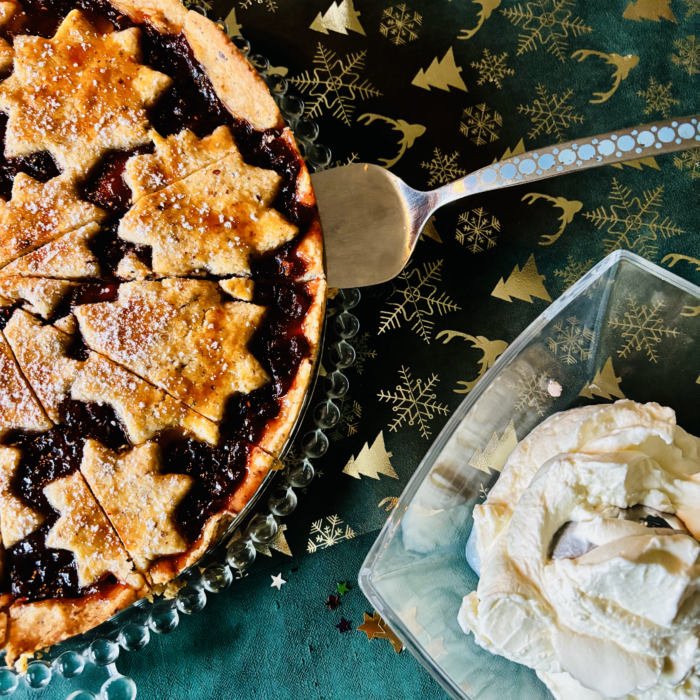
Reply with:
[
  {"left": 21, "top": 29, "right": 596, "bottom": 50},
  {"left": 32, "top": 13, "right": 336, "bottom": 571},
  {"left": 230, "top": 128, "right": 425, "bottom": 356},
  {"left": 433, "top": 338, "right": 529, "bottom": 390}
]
[{"left": 359, "top": 250, "right": 700, "bottom": 700}]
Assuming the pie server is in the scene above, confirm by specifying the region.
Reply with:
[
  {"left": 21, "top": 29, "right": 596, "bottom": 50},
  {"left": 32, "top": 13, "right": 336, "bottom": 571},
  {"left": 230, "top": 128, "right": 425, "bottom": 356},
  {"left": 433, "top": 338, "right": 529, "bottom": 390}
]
[{"left": 312, "top": 114, "right": 700, "bottom": 289}]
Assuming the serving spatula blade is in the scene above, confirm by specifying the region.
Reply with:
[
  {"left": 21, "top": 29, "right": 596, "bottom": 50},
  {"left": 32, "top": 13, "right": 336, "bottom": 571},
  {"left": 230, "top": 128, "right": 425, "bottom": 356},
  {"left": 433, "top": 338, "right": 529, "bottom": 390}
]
[{"left": 312, "top": 114, "right": 700, "bottom": 289}]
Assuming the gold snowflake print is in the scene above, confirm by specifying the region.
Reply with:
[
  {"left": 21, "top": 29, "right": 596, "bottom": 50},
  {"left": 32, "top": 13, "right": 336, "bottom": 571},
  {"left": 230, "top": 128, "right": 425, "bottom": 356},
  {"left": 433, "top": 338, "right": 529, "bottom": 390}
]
[
  {"left": 183, "top": 0, "right": 213, "bottom": 8},
  {"left": 460, "top": 104, "right": 502, "bottom": 146},
  {"left": 421, "top": 148, "right": 466, "bottom": 186},
  {"left": 681, "top": 0, "right": 700, "bottom": 17},
  {"left": 378, "top": 366, "right": 450, "bottom": 440},
  {"left": 554, "top": 256, "right": 593, "bottom": 290},
  {"left": 239, "top": 0, "right": 277, "bottom": 10},
  {"left": 380, "top": 4, "right": 422, "bottom": 45},
  {"left": 608, "top": 295, "right": 679, "bottom": 363},
  {"left": 290, "top": 44, "right": 382, "bottom": 126},
  {"left": 379, "top": 259, "right": 460, "bottom": 343},
  {"left": 518, "top": 85, "right": 583, "bottom": 141},
  {"left": 583, "top": 179, "right": 684, "bottom": 260},
  {"left": 348, "top": 332, "right": 376, "bottom": 375},
  {"left": 507, "top": 368, "right": 553, "bottom": 416},
  {"left": 637, "top": 78, "right": 680, "bottom": 118},
  {"left": 307, "top": 515, "right": 355, "bottom": 553},
  {"left": 548, "top": 316, "right": 595, "bottom": 364},
  {"left": 674, "top": 148, "right": 700, "bottom": 180},
  {"left": 501, "top": 0, "right": 593, "bottom": 63},
  {"left": 328, "top": 395, "right": 361, "bottom": 441},
  {"left": 672, "top": 36, "right": 700, "bottom": 76},
  {"left": 471, "top": 49, "right": 515, "bottom": 89},
  {"left": 456, "top": 208, "right": 500, "bottom": 253}
]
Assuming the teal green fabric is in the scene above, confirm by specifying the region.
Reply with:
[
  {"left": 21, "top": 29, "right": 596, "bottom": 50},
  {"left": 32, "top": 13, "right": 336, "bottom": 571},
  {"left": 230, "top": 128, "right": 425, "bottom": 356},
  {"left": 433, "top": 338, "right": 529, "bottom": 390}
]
[{"left": 17, "top": 0, "right": 700, "bottom": 698}]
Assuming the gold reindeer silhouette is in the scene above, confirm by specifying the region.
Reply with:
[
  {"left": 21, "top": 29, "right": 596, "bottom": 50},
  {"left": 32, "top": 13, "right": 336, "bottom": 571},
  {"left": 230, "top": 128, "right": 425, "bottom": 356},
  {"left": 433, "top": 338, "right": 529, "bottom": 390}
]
[
  {"left": 437, "top": 330, "right": 508, "bottom": 393},
  {"left": 358, "top": 113, "right": 426, "bottom": 169},
  {"left": 662, "top": 253, "right": 700, "bottom": 271},
  {"left": 458, "top": 0, "right": 502, "bottom": 40},
  {"left": 572, "top": 50, "right": 639, "bottom": 104},
  {"left": 522, "top": 192, "right": 583, "bottom": 246}
]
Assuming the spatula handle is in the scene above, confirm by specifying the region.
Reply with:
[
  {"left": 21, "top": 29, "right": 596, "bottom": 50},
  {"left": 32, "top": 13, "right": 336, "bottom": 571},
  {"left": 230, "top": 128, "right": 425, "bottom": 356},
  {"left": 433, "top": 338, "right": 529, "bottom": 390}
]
[{"left": 432, "top": 115, "right": 700, "bottom": 208}]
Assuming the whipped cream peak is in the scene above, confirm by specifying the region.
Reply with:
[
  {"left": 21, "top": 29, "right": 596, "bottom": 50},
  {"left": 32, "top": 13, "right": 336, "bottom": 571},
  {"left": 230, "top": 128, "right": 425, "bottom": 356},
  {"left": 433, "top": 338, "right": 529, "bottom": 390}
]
[{"left": 459, "top": 400, "right": 700, "bottom": 700}]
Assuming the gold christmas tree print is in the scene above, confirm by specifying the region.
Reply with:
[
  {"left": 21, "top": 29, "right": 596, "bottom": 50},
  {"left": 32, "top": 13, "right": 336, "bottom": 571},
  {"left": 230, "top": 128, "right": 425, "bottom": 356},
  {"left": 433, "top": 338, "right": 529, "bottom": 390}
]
[
  {"left": 554, "top": 255, "right": 594, "bottom": 290},
  {"left": 571, "top": 50, "right": 639, "bottom": 104},
  {"left": 674, "top": 148, "right": 700, "bottom": 180},
  {"left": 469, "top": 421, "right": 518, "bottom": 474},
  {"left": 610, "top": 156, "right": 659, "bottom": 171},
  {"left": 378, "top": 366, "right": 450, "bottom": 440},
  {"left": 421, "top": 148, "right": 466, "bottom": 186},
  {"left": 343, "top": 432, "right": 397, "bottom": 480},
  {"left": 501, "top": 0, "right": 593, "bottom": 62},
  {"left": 239, "top": 0, "right": 276, "bottom": 11},
  {"left": 580, "top": 357, "right": 625, "bottom": 400},
  {"left": 494, "top": 138, "right": 526, "bottom": 162},
  {"left": 379, "top": 259, "right": 461, "bottom": 343},
  {"left": 583, "top": 179, "right": 684, "bottom": 260},
  {"left": 623, "top": 0, "right": 676, "bottom": 21},
  {"left": 547, "top": 316, "right": 595, "bottom": 364},
  {"left": 420, "top": 216, "right": 442, "bottom": 243},
  {"left": 518, "top": 85, "right": 583, "bottom": 141},
  {"left": 492, "top": 254, "right": 552, "bottom": 303},
  {"left": 348, "top": 332, "right": 376, "bottom": 375},
  {"left": 608, "top": 295, "right": 679, "bottom": 362},
  {"left": 672, "top": 36, "right": 700, "bottom": 76},
  {"left": 459, "top": 0, "right": 502, "bottom": 40},
  {"left": 307, "top": 515, "right": 355, "bottom": 553},
  {"left": 460, "top": 104, "right": 502, "bottom": 146},
  {"left": 508, "top": 367, "right": 554, "bottom": 416},
  {"left": 637, "top": 78, "right": 680, "bottom": 118},
  {"left": 681, "top": 0, "right": 700, "bottom": 17},
  {"left": 412, "top": 48, "right": 468, "bottom": 92},
  {"left": 455, "top": 208, "right": 500, "bottom": 253},
  {"left": 310, "top": 0, "right": 365, "bottom": 35},
  {"left": 290, "top": 44, "right": 381, "bottom": 126},
  {"left": 328, "top": 395, "right": 361, "bottom": 441},
  {"left": 224, "top": 7, "right": 243, "bottom": 36},
  {"left": 471, "top": 49, "right": 514, "bottom": 89},
  {"left": 380, "top": 4, "right": 422, "bottom": 45},
  {"left": 437, "top": 330, "right": 508, "bottom": 393}
]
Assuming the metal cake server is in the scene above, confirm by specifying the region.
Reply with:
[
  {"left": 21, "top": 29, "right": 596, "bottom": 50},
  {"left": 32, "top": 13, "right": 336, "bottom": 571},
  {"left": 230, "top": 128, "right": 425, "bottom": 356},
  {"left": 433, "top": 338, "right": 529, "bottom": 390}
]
[{"left": 312, "top": 114, "right": 700, "bottom": 289}]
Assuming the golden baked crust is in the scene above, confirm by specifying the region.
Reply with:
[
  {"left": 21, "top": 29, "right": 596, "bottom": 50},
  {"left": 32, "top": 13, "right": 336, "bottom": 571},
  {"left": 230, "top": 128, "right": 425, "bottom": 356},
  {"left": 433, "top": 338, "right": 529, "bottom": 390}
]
[
  {"left": 0, "top": 277, "right": 76, "bottom": 319},
  {"left": 219, "top": 277, "right": 255, "bottom": 302},
  {"left": 0, "top": 174, "right": 106, "bottom": 268},
  {"left": 0, "top": 10, "right": 172, "bottom": 176},
  {"left": 80, "top": 440, "right": 193, "bottom": 575},
  {"left": 0, "top": 223, "right": 102, "bottom": 280},
  {"left": 75, "top": 279, "right": 270, "bottom": 422},
  {"left": 0, "top": 446, "right": 44, "bottom": 547},
  {"left": 119, "top": 152, "right": 298, "bottom": 278}
]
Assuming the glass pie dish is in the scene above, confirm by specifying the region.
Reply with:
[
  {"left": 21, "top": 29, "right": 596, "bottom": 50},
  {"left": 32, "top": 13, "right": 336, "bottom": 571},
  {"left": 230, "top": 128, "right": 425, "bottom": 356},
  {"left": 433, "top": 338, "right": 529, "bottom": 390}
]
[{"left": 359, "top": 250, "right": 700, "bottom": 700}]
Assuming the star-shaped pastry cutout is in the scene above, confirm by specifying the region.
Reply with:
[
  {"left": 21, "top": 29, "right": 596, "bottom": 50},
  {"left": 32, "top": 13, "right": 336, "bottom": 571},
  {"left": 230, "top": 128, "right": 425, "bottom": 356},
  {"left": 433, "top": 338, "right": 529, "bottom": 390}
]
[
  {"left": 270, "top": 573, "right": 286, "bottom": 590},
  {"left": 0, "top": 174, "right": 106, "bottom": 268},
  {"left": 118, "top": 151, "right": 298, "bottom": 278},
  {"left": 80, "top": 440, "right": 193, "bottom": 573},
  {"left": 336, "top": 581, "right": 349, "bottom": 596},
  {"left": 0, "top": 9, "right": 172, "bottom": 176},
  {"left": 325, "top": 595, "right": 340, "bottom": 611},
  {"left": 0, "top": 445, "right": 45, "bottom": 547},
  {"left": 75, "top": 279, "right": 269, "bottom": 422},
  {"left": 44, "top": 471, "right": 134, "bottom": 588},
  {"left": 124, "top": 126, "right": 238, "bottom": 202},
  {"left": 335, "top": 618, "right": 352, "bottom": 634}
]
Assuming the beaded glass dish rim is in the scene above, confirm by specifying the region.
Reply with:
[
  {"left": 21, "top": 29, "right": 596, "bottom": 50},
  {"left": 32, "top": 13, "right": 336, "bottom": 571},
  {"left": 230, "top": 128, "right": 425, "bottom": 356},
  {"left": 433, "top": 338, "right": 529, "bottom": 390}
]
[
  {"left": 357, "top": 250, "right": 697, "bottom": 700},
  {"left": 0, "top": 18, "right": 350, "bottom": 698}
]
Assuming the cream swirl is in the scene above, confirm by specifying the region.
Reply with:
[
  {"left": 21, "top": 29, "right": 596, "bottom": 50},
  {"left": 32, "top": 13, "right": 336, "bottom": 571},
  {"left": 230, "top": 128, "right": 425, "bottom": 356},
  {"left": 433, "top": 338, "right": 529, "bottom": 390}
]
[{"left": 459, "top": 401, "right": 700, "bottom": 700}]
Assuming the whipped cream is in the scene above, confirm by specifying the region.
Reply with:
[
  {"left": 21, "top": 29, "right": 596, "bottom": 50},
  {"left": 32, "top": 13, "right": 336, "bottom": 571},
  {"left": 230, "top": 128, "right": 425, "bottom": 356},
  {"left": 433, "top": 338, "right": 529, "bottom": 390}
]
[{"left": 459, "top": 400, "right": 700, "bottom": 700}]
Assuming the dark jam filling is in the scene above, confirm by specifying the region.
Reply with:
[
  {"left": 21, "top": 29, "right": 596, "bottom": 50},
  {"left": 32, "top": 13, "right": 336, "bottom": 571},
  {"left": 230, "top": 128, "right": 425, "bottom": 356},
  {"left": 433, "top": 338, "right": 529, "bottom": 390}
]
[
  {"left": 0, "top": 0, "right": 319, "bottom": 598},
  {"left": 6, "top": 402, "right": 128, "bottom": 600}
]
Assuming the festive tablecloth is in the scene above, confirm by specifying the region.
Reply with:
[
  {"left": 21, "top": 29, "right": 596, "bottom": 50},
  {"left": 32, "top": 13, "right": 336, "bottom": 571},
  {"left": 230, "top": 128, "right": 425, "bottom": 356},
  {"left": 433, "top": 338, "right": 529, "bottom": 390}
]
[{"left": 20, "top": 0, "right": 700, "bottom": 697}]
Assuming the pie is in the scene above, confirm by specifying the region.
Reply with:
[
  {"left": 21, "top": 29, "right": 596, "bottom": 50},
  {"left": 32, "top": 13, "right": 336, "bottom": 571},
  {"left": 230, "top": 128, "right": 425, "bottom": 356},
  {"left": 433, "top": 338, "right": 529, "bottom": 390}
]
[{"left": 0, "top": 0, "right": 325, "bottom": 665}]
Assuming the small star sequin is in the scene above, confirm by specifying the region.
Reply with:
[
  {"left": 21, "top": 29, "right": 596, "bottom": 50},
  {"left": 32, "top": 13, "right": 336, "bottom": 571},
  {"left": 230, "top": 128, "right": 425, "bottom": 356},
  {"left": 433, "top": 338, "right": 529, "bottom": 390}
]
[
  {"left": 336, "top": 581, "right": 349, "bottom": 595},
  {"left": 270, "top": 573, "right": 286, "bottom": 590},
  {"left": 325, "top": 595, "right": 341, "bottom": 611},
  {"left": 336, "top": 617, "right": 352, "bottom": 633}
]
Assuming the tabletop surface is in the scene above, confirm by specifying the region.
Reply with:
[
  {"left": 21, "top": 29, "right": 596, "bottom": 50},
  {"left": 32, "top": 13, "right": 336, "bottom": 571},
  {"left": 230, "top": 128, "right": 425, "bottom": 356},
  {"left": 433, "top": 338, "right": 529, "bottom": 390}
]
[{"left": 17, "top": 0, "right": 700, "bottom": 698}]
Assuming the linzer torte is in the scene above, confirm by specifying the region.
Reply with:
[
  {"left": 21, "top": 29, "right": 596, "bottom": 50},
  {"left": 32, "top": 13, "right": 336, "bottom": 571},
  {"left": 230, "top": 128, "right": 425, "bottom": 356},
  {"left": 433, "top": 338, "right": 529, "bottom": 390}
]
[{"left": 0, "top": 0, "right": 325, "bottom": 665}]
